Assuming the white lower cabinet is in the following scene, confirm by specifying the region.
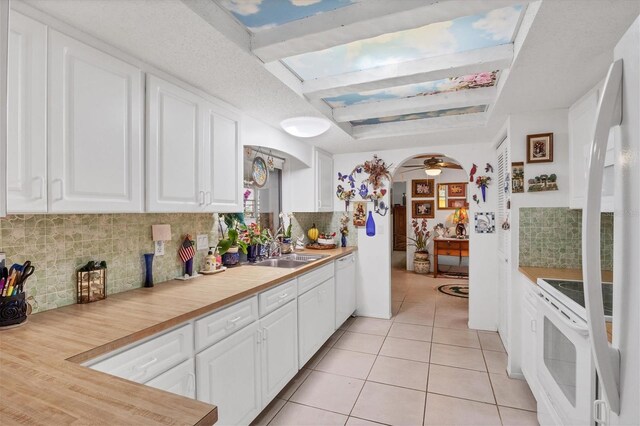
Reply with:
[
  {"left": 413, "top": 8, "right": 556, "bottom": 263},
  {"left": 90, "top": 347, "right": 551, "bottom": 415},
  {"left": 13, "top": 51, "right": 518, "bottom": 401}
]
[
  {"left": 196, "top": 321, "right": 262, "bottom": 426},
  {"left": 261, "top": 301, "right": 298, "bottom": 402},
  {"left": 298, "top": 278, "right": 336, "bottom": 368},
  {"left": 335, "top": 254, "right": 356, "bottom": 328},
  {"left": 521, "top": 278, "right": 539, "bottom": 395},
  {"left": 146, "top": 359, "right": 196, "bottom": 399}
]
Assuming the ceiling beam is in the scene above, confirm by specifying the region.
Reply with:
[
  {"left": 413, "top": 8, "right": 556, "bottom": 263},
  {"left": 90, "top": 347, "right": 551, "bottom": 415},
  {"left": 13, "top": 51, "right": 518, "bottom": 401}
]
[
  {"left": 252, "top": 0, "right": 525, "bottom": 63},
  {"left": 332, "top": 86, "right": 496, "bottom": 122},
  {"left": 303, "top": 44, "right": 513, "bottom": 100},
  {"left": 352, "top": 112, "right": 487, "bottom": 139},
  {"left": 181, "top": 0, "right": 251, "bottom": 52}
]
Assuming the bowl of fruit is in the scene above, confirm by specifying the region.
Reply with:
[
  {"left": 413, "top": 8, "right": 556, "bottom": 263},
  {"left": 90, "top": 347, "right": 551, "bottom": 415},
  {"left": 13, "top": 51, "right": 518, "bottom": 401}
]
[{"left": 317, "top": 232, "right": 336, "bottom": 246}]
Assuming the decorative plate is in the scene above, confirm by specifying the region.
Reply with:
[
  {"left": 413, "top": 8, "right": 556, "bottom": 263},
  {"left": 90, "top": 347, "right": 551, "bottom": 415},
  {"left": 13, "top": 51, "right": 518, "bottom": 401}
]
[{"left": 252, "top": 156, "right": 269, "bottom": 188}]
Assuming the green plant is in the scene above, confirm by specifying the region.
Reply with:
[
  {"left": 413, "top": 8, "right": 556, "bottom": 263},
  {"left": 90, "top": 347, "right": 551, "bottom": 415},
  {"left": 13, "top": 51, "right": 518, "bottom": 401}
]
[
  {"left": 241, "top": 223, "right": 269, "bottom": 246},
  {"left": 217, "top": 213, "right": 248, "bottom": 255},
  {"left": 407, "top": 218, "right": 432, "bottom": 253}
]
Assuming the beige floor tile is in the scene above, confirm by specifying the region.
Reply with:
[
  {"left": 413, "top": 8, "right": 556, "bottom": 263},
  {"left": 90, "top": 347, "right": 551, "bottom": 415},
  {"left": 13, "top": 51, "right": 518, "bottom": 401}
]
[
  {"left": 290, "top": 371, "right": 364, "bottom": 415},
  {"left": 430, "top": 343, "right": 486, "bottom": 371},
  {"left": 431, "top": 327, "right": 480, "bottom": 348},
  {"left": 270, "top": 402, "right": 348, "bottom": 426},
  {"left": 394, "top": 303, "right": 435, "bottom": 326},
  {"left": 315, "top": 348, "right": 376, "bottom": 379},
  {"left": 490, "top": 374, "right": 537, "bottom": 411},
  {"left": 392, "top": 291, "right": 406, "bottom": 302},
  {"left": 391, "top": 301, "right": 402, "bottom": 316},
  {"left": 324, "top": 329, "right": 346, "bottom": 349},
  {"left": 346, "top": 416, "right": 386, "bottom": 426},
  {"left": 478, "top": 331, "right": 506, "bottom": 352},
  {"left": 348, "top": 317, "right": 393, "bottom": 336},
  {"left": 367, "top": 355, "right": 429, "bottom": 391},
  {"left": 433, "top": 312, "right": 469, "bottom": 329},
  {"left": 351, "top": 381, "right": 426, "bottom": 426},
  {"left": 278, "top": 368, "right": 312, "bottom": 400},
  {"left": 484, "top": 350, "right": 508, "bottom": 375},
  {"left": 428, "top": 364, "right": 495, "bottom": 404},
  {"left": 339, "top": 316, "right": 357, "bottom": 330},
  {"left": 499, "top": 406, "right": 540, "bottom": 425},
  {"left": 251, "top": 398, "right": 286, "bottom": 426},
  {"left": 387, "top": 322, "right": 432, "bottom": 342},
  {"left": 379, "top": 336, "right": 431, "bottom": 362},
  {"left": 305, "top": 345, "right": 331, "bottom": 369},
  {"left": 334, "top": 332, "right": 385, "bottom": 355},
  {"left": 424, "top": 393, "right": 501, "bottom": 425}
]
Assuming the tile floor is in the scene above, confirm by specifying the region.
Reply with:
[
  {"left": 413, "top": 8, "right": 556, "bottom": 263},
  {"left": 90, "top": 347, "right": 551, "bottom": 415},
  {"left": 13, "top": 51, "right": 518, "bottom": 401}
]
[{"left": 252, "top": 256, "right": 538, "bottom": 426}]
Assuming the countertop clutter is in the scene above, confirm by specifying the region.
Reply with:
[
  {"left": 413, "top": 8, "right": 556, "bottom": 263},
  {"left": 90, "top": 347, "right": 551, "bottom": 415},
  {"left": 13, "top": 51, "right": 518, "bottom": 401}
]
[{"left": 0, "top": 248, "right": 356, "bottom": 425}]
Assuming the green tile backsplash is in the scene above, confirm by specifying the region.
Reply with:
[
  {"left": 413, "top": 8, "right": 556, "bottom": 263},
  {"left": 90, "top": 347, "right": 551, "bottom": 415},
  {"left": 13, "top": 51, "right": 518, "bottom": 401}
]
[
  {"left": 291, "top": 212, "right": 358, "bottom": 247},
  {"left": 519, "top": 208, "right": 613, "bottom": 270},
  {"left": 0, "top": 214, "right": 217, "bottom": 313}
]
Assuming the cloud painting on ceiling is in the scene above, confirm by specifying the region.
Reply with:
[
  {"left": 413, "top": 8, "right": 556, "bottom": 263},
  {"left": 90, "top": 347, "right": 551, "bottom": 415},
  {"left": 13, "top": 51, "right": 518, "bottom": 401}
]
[
  {"left": 283, "top": 5, "right": 523, "bottom": 80},
  {"left": 218, "top": 0, "right": 357, "bottom": 32},
  {"left": 324, "top": 71, "right": 499, "bottom": 108},
  {"left": 350, "top": 105, "right": 488, "bottom": 126}
]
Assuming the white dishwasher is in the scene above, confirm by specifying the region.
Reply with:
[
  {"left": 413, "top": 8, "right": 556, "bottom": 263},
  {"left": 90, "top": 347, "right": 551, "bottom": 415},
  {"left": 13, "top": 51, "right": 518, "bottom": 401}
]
[{"left": 335, "top": 254, "right": 356, "bottom": 328}]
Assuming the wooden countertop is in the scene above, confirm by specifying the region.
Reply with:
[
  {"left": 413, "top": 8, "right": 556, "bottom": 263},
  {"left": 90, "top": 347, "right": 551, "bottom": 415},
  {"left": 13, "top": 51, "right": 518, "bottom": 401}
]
[
  {"left": 519, "top": 266, "right": 614, "bottom": 343},
  {"left": 0, "top": 247, "right": 356, "bottom": 425}
]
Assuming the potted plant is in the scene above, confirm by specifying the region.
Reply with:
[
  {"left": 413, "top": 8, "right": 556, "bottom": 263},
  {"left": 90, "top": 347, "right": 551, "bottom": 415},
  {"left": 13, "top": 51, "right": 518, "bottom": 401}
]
[
  {"left": 278, "top": 212, "right": 294, "bottom": 254},
  {"left": 241, "top": 222, "right": 269, "bottom": 262},
  {"left": 407, "top": 218, "right": 432, "bottom": 274},
  {"left": 217, "top": 214, "right": 248, "bottom": 266}
]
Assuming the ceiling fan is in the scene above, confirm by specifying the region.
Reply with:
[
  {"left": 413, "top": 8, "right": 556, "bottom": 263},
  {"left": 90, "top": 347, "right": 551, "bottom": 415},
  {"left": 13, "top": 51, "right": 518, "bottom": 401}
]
[{"left": 401, "top": 155, "right": 462, "bottom": 176}]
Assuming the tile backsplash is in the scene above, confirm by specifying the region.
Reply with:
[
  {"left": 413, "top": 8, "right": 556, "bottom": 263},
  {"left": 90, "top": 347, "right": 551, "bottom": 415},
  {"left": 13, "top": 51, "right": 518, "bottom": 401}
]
[
  {"left": 519, "top": 208, "right": 613, "bottom": 270},
  {"left": 0, "top": 214, "right": 217, "bottom": 313},
  {"left": 291, "top": 212, "right": 358, "bottom": 247}
]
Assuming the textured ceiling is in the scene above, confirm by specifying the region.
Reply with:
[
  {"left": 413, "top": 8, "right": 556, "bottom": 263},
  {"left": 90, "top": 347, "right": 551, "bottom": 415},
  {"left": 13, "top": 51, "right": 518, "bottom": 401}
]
[{"left": 22, "top": 0, "right": 640, "bottom": 154}]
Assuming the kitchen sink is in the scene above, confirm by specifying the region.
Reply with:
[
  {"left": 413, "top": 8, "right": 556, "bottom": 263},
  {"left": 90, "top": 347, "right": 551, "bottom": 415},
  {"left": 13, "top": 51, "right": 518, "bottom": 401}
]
[{"left": 249, "top": 253, "right": 329, "bottom": 269}]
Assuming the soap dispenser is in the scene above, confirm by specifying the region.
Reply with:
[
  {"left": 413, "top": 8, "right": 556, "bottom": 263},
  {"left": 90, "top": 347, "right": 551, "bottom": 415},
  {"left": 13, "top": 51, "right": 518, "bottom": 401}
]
[{"left": 204, "top": 248, "right": 217, "bottom": 272}]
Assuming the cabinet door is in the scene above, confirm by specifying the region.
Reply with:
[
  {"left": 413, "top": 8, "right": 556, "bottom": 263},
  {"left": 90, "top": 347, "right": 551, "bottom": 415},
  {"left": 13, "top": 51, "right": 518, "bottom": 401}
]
[
  {"left": 298, "top": 278, "right": 335, "bottom": 368},
  {"left": 7, "top": 12, "right": 47, "bottom": 213},
  {"left": 48, "top": 30, "right": 143, "bottom": 212},
  {"left": 315, "top": 149, "right": 333, "bottom": 212},
  {"left": 146, "top": 75, "right": 204, "bottom": 212},
  {"left": 197, "top": 321, "right": 262, "bottom": 426},
  {"left": 0, "top": 1, "right": 7, "bottom": 218},
  {"left": 202, "top": 103, "right": 242, "bottom": 212},
  {"left": 146, "top": 359, "right": 196, "bottom": 399},
  {"left": 261, "top": 300, "right": 298, "bottom": 402},
  {"left": 335, "top": 256, "right": 356, "bottom": 328}
]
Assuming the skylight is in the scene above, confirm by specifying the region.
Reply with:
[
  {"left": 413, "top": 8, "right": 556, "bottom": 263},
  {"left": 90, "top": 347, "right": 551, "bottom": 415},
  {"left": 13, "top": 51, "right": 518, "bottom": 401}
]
[
  {"left": 324, "top": 71, "right": 499, "bottom": 108},
  {"left": 349, "top": 105, "right": 488, "bottom": 126},
  {"left": 282, "top": 5, "right": 523, "bottom": 80},
  {"left": 218, "top": 0, "right": 358, "bottom": 32}
]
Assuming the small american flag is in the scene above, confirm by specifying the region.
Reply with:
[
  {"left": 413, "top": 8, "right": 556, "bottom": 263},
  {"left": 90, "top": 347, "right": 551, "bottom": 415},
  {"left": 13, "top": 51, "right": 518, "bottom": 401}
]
[{"left": 178, "top": 235, "right": 196, "bottom": 263}]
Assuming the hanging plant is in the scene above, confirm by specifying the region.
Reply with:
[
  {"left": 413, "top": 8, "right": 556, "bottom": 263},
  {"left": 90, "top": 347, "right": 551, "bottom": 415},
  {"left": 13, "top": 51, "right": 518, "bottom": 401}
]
[{"left": 475, "top": 176, "right": 492, "bottom": 202}]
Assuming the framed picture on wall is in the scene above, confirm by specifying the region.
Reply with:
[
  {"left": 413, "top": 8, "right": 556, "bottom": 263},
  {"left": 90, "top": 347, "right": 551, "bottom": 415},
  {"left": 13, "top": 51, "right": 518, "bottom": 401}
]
[
  {"left": 411, "top": 179, "right": 434, "bottom": 198},
  {"left": 448, "top": 199, "right": 469, "bottom": 209},
  {"left": 526, "top": 133, "right": 554, "bottom": 163},
  {"left": 412, "top": 200, "right": 435, "bottom": 218},
  {"left": 511, "top": 162, "right": 525, "bottom": 193},
  {"left": 353, "top": 202, "right": 367, "bottom": 226},
  {"left": 447, "top": 182, "right": 467, "bottom": 198},
  {"left": 474, "top": 212, "right": 496, "bottom": 233}
]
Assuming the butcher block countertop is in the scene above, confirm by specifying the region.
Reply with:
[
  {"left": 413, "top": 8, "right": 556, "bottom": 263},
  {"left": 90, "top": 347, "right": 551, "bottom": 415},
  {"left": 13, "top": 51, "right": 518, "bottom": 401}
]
[
  {"left": 0, "top": 247, "right": 356, "bottom": 426},
  {"left": 519, "top": 266, "right": 614, "bottom": 343}
]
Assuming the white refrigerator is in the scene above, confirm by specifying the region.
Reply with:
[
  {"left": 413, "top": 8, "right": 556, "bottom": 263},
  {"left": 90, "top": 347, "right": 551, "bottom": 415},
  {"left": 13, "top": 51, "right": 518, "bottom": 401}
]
[{"left": 582, "top": 15, "right": 639, "bottom": 426}]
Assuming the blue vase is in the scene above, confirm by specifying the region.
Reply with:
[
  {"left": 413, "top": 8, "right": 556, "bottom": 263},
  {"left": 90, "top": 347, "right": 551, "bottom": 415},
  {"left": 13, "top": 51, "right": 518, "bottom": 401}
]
[
  {"left": 144, "top": 253, "right": 154, "bottom": 287},
  {"left": 481, "top": 185, "right": 486, "bottom": 202},
  {"left": 247, "top": 244, "right": 260, "bottom": 262},
  {"left": 185, "top": 258, "right": 193, "bottom": 276},
  {"left": 341, "top": 234, "right": 347, "bottom": 247},
  {"left": 222, "top": 251, "right": 240, "bottom": 266},
  {"left": 366, "top": 211, "right": 376, "bottom": 237}
]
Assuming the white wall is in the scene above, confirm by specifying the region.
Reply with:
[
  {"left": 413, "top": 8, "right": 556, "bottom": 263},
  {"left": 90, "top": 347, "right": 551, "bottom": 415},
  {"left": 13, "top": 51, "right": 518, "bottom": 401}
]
[
  {"left": 394, "top": 167, "right": 468, "bottom": 271},
  {"left": 334, "top": 144, "right": 498, "bottom": 330},
  {"left": 505, "top": 108, "right": 570, "bottom": 377}
]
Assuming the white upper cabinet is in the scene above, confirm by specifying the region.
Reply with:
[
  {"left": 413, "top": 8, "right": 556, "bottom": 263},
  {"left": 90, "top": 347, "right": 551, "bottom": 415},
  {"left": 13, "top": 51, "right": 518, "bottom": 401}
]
[
  {"left": 48, "top": 30, "right": 144, "bottom": 213},
  {"left": 316, "top": 148, "right": 334, "bottom": 212},
  {"left": 202, "top": 102, "right": 242, "bottom": 212},
  {"left": 147, "top": 75, "right": 242, "bottom": 213},
  {"left": 146, "top": 75, "right": 203, "bottom": 212},
  {"left": 0, "top": 2, "right": 8, "bottom": 218},
  {"left": 7, "top": 12, "right": 47, "bottom": 213}
]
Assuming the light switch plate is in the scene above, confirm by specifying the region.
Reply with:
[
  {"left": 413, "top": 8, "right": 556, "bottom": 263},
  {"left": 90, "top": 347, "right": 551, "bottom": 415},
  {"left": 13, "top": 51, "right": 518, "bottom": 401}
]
[
  {"left": 154, "top": 241, "right": 165, "bottom": 256},
  {"left": 196, "top": 234, "right": 209, "bottom": 251}
]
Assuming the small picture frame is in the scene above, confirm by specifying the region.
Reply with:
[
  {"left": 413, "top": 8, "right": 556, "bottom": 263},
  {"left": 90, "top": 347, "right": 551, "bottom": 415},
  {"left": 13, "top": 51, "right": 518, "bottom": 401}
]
[
  {"left": 411, "top": 179, "right": 435, "bottom": 198},
  {"left": 475, "top": 212, "right": 496, "bottom": 234},
  {"left": 447, "top": 182, "right": 467, "bottom": 198},
  {"left": 527, "top": 133, "right": 553, "bottom": 163},
  {"left": 412, "top": 200, "right": 435, "bottom": 218},
  {"left": 511, "top": 162, "right": 525, "bottom": 193},
  {"left": 353, "top": 202, "right": 367, "bottom": 226},
  {"left": 448, "top": 199, "right": 469, "bottom": 209}
]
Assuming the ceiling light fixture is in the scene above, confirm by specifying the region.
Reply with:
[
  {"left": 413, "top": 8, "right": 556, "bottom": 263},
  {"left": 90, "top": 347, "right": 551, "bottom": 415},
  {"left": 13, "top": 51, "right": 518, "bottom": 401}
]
[
  {"left": 425, "top": 168, "right": 442, "bottom": 176},
  {"left": 280, "top": 116, "right": 331, "bottom": 138}
]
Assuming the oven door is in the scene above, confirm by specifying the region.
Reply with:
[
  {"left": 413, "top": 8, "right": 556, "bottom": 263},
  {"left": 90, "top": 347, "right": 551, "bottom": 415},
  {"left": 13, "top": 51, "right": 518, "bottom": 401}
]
[{"left": 536, "top": 290, "right": 595, "bottom": 425}]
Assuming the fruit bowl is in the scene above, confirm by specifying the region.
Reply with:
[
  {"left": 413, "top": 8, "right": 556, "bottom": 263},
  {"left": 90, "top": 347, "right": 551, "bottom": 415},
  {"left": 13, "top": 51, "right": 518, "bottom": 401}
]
[{"left": 317, "top": 238, "right": 335, "bottom": 246}]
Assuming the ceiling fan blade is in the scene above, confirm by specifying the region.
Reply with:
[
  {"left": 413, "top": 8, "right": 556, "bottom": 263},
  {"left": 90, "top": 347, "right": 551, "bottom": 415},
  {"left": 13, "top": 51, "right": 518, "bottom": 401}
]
[
  {"left": 440, "top": 162, "right": 463, "bottom": 169},
  {"left": 413, "top": 154, "right": 441, "bottom": 159},
  {"left": 400, "top": 166, "right": 426, "bottom": 170}
]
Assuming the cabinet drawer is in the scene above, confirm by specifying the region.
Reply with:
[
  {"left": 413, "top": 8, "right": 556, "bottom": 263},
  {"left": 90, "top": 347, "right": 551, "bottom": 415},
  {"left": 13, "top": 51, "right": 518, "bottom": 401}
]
[
  {"left": 439, "top": 249, "right": 462, "bottom": 256},
  {"left": 146, "top": 358, "right": 196, "bottom": 399},
  {"left": 195, "top": 297, "right": 258, "bottom": 352},
  {"left": 90, "top": 324, "right": 193, "bottom": 383},
  {"left": 438, "top": 241, "right": 461, "bottom": 249},
  {"left": 259, "top": 279, "right": 297, "bottom": 317},
  {"left": 298, "top": 263, "right": 334, "bottom": 295}
]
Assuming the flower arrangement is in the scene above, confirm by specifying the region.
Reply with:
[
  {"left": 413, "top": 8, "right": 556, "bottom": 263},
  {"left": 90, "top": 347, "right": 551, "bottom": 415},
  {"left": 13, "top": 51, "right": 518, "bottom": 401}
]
[
  {"left": 407, "top": 218, "right": 432, "bottom": 253},
  {"left": 240, "top": 222, "right": 268, "bottom": 246},
  {"left": 339, "top": 213, "right": 349, "bottom": 237},
  {"left": 278, "top": 212, "right": 294, "bottom": 240},
  {"left": 475, "top": 175, "right": 492, "bottom": 202},
  {"left": 217, "top": 213, "right": 248, "bottom": 255}
]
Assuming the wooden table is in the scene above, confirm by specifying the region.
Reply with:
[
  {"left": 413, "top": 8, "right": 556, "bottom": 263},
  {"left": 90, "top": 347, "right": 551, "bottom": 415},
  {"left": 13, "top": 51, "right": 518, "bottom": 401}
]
[{"left": 433, "top": 238, "right": 469, "bottom": 278}]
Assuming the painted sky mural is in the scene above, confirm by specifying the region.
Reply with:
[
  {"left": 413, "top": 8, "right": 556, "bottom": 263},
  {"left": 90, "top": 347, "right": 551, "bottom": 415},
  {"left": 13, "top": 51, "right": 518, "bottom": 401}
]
[
  {"left": 323, "top": 71, "right": 499, "bottom": 108},
  {"left": 349, "top": 105, "right": 488, "bottom": 126}
]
